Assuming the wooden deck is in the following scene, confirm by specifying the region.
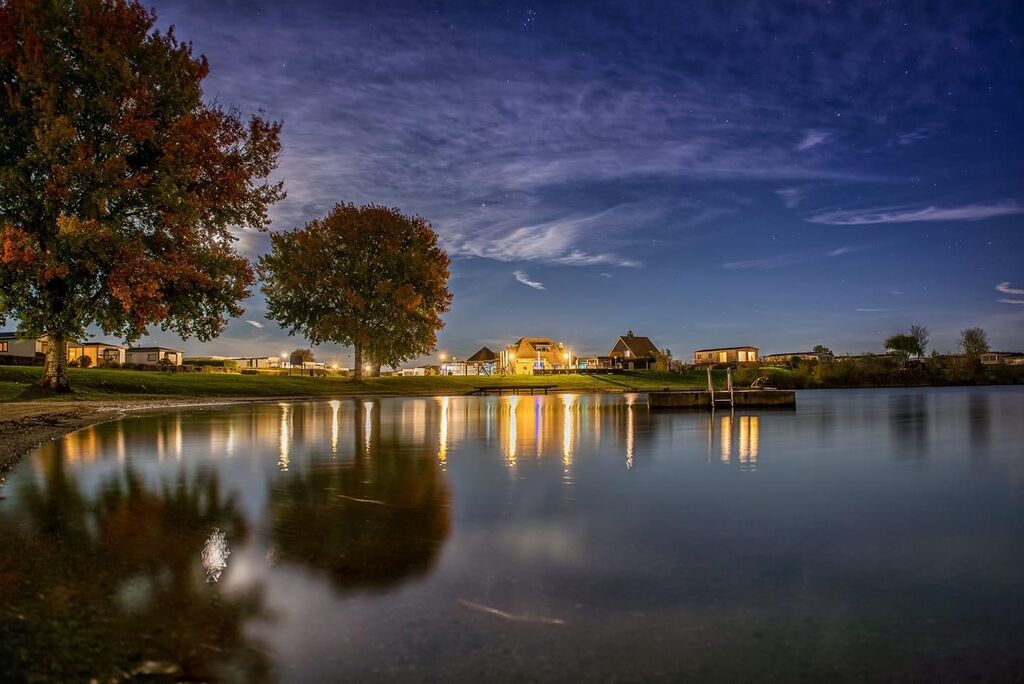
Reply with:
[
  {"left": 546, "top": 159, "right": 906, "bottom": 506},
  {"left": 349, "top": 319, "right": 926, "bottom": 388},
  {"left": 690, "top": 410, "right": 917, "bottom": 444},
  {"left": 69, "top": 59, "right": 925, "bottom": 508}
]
[
  {"left": 648, "top": 389, "right": 796, "bottom": 410},
  {"left": 470, "top": 385, "right": 559, "bottom": 396}
]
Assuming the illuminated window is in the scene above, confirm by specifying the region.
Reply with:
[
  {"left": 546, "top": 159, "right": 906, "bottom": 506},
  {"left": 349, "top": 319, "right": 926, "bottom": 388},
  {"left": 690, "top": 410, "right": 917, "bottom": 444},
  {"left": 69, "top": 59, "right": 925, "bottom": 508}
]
[
  {"left": 718, "top": 351, "right": 727, "bottom": 363},
  {"left": 0, "top": 342, "right": 7, "bottom": 352}
]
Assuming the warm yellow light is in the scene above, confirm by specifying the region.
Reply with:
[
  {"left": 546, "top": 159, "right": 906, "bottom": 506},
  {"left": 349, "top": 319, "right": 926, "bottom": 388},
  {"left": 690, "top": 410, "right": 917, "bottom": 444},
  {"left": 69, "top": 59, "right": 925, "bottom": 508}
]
[
  {"left": 563, "top": 352, "right": 569, "bottom": 360},
  {"left": 363, "top": 364, "right": 370, "bottom": 372},
  {"left": 439, "top": 352, "right": 447, "bottom": 362},
  {"left": 331, "top": 363, "right": 338, "bottom": 370}
]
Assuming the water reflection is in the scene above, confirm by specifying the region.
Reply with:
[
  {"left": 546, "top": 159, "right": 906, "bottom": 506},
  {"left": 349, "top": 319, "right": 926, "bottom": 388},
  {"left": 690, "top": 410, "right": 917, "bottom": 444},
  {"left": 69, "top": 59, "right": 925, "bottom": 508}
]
[
  {"left": 0, "top": 456, "right": 269, "bottom": 681},
  {"left": 268, "top": 400, "right": 451, "bottom": 592},
  {"left": 889, "top": 394, "right": 930, "bottom": 459},
  {"left": 3, "top": 390, "right": 1023, "bottom": 681}
]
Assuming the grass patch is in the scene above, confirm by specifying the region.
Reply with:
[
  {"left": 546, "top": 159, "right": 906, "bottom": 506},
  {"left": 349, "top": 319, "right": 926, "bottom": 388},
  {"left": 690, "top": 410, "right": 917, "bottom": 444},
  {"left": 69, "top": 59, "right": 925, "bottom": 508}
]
[{"left": 0, "top": 366, "right": 712, "bottom": 402}]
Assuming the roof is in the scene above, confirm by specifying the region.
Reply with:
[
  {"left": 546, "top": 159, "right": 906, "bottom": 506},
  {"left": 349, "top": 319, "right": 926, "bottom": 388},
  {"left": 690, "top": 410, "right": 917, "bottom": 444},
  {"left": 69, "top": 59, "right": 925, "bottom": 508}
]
[
  {"left": 72, "top": 341, "right": 127, "bottom": 349},
  {"left": 467, "top": 346, "right": 499, "bottom": 362},
  {"left": 508, "top": 337, "right": 564, "bottom": 360},
  {"left": 127, "top": 346, "right": 182, "bottom": 353},
  {"left": 693, "top": 345, "right": 759, "bottom": 353},
  {"left": 0, "top": 331, "right": 43, "bottom": 340},
  {"left": 611, "top": 333, "right": 661, "bottom": 358}
]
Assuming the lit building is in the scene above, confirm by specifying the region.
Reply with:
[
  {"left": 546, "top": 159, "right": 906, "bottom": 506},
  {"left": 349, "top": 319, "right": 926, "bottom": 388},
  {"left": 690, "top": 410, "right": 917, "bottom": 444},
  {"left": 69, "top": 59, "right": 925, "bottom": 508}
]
[
  {"left": 608, "top": 331, "right": 665, "bottom": 370},
  {"left": 692, "top": 345, "right": 759, "bottom": 366},
  {"left": 127, "top": 346, "right": 183, "bottom": 366},
  {"left": 505, "top": 337, "right": 567, "bottom": 375},
  {"left": 67, "top": 341, "right": 127, "bottom": 365}
]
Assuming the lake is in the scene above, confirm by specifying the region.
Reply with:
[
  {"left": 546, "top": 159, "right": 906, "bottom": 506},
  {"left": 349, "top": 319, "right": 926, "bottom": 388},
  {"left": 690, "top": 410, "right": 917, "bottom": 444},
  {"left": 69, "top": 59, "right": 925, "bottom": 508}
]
[{"left": 1, "top": 388, "right": 1023, "bottom": 682}]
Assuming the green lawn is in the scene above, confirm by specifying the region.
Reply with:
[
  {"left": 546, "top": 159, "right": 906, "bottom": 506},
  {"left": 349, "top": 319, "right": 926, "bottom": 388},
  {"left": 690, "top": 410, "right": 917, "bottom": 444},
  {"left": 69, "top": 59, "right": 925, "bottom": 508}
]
[{"left": 0, "top": 366, "right": 714, "bottom": 402}]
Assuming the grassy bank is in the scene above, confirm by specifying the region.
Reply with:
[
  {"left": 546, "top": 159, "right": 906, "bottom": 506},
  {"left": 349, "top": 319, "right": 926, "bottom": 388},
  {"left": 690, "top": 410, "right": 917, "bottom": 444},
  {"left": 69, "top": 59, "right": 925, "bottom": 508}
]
[{"left": 0, "top": 366, "right": 713, "bottom": 402}]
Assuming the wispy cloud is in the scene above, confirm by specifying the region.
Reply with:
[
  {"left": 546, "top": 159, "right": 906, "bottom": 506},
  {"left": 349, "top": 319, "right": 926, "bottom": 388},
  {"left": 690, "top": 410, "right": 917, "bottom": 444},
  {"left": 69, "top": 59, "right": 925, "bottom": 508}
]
[
  {"left": 446, "top": 209, "right": 641, "bottom": 267},
  {"left": 246, "top": 320, "right": 265, "bottom": 329},
  {"left": 807, "top": 200, "right": 1024, "bottom": 225},
  {"left": 775, "top": 186, "right": 810, "bottom": 209},
  {"left": 996, "top": 282, "right": 1024, "bottom": 295},
  {"left": 999, "top": 299, "right": 1024, "bottom": 305},
  {"left": 889, "top": 126, "right": 939, "bottom": 147},
  {"left": 723, "top": 245, "right": 865, "bottom": 269},
  {"left": 796, "top": 130, "right": 829, "bottom": 150},
  {"left": 513, "top": 270, "right": 545, "bottom": 290},
  {"left": 856, "top": 307, "right": 893, "bottom": 312}
]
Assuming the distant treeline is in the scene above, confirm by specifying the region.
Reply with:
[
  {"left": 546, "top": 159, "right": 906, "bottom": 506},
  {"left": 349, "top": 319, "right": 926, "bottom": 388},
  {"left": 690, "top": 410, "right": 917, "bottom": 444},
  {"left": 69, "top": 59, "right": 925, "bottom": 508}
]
[{"left": 734, "top": 356, "right": 1024, "bottom": 389}]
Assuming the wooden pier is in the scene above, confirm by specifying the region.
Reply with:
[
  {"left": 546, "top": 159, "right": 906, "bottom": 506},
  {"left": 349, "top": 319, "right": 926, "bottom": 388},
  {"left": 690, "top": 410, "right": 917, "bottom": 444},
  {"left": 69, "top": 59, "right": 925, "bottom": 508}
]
[
  {"left": 647, "top": 388, "right": 796, "bottom": 410},
  {"left": 649, "top": 370, "right": 795, "bottom": 410},
  {"left": 470, "top": 384, "right": 558, "bottom": 396}
]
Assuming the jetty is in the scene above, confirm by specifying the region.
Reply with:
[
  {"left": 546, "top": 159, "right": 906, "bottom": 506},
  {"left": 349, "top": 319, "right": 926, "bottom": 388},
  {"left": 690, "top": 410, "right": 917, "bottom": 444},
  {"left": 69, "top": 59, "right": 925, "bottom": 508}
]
[{"left": 648, "top": 368, "right": 796, "bottom": 410}]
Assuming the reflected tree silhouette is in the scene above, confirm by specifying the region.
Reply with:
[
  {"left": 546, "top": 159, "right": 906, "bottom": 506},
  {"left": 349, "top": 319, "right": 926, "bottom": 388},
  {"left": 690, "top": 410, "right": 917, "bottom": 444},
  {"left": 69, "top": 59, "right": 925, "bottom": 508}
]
[
  {"left": 268, "top": 399, "right": 451, "bottom": 592},
  {"left": 0, "top": 454, "right": 271, "bottom": 682}
]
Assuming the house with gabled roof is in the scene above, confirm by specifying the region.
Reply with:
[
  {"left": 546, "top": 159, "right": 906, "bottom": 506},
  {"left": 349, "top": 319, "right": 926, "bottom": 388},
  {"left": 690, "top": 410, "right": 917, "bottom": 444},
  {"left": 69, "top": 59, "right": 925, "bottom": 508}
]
[
  {"left": 466, "top": 346, "right": 500, "bottom": 375},
  {"left": 608, "top": 331, "right": 665, "bottom": 370}
]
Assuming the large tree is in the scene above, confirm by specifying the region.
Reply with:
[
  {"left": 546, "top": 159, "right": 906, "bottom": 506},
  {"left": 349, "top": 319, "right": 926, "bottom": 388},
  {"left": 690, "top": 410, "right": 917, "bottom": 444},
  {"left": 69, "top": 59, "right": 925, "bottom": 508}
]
[
  {"left": 0, "top": 0, "right": 284, "bottom": 390},
  {"left": 959, "top": 327, "right": 989, "bottom": 359},
  {"left": 259, "top": 203, "right": 452, "bottom": 381}
]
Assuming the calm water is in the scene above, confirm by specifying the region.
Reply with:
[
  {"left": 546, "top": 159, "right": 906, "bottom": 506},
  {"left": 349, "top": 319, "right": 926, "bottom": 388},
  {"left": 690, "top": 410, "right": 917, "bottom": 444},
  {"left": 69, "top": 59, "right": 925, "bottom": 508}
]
[{"left": 2, "top": 388, "right": 1023, "bottom": 682}]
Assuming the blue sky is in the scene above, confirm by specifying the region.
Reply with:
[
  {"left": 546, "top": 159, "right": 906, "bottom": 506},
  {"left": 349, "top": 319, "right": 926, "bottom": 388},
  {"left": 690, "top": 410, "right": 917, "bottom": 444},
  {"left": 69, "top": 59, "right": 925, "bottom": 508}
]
[{"left": 127, "top": 0, "right": 1022, "bottom": 364}]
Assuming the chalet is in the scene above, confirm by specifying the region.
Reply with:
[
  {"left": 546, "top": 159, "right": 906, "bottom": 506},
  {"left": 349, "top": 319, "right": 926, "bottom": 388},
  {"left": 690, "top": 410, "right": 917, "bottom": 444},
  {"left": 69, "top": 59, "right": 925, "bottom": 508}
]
[
  {"left": 0, "top": 332, "right": 47, "bottom": 362},
  {"left": 230, "top": 356, "right": 281, "bottom": 369},
  {"left": 466, "top": 347, "right": 500, "bottom": 375},
  {"left": 68, "top": 341, "right": 127, "bottom": 366},
  {"left": 127, "top": 346, "right": 183, "bottom": 366},
  {"left": 763, "top": 351, "right": 833, "bottom": 365},
  {"left": 608, "top": 331, "right": 664, "bottom": 370},
  {"left": 981, "top": 351, "right": 1024, "bottom": 365},
  {"left": 506, "top": 337, "right": 567, "bottom": 375},
  {"left": 693, "top": 346, "right": 759, "bottom": 366}
]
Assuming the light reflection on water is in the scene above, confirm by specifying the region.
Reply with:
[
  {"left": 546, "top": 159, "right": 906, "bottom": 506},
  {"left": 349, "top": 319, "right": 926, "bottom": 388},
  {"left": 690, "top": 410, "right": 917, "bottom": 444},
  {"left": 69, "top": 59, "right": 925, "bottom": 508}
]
[{"left": 1, "top": 387, "right": 1024, "bottom": 682}]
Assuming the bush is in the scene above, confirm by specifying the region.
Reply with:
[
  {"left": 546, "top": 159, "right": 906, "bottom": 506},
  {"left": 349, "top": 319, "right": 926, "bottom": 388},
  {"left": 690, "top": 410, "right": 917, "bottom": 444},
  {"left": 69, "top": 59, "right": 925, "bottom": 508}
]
[{"left": 73, "top": 355, "right": 93, "bottom": 368}]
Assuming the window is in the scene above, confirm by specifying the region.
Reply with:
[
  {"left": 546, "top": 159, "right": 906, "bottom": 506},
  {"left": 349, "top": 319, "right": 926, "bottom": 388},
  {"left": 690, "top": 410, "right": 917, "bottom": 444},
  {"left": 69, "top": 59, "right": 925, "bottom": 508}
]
[
  {"left": 718, "top": 351, "right": 727, "bottom": 363},
  {"left": 148, "top": 353, "right": 157, "bottom": 362},
  {"left": 0, "top": 342, "right": 7, "bottom": 352}
]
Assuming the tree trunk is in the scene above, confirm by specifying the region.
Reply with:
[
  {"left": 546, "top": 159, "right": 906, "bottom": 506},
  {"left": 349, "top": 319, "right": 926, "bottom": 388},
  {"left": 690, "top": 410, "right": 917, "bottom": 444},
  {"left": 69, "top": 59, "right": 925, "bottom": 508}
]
[
  {"left": 354, "top": 341, "right": 363, "bottom": 382},
  {"left": 38, "top": 334, "right": 70, "bottom": 392},
  {"left": 366, "top": 359, "right": 381, "bottom": 378}
]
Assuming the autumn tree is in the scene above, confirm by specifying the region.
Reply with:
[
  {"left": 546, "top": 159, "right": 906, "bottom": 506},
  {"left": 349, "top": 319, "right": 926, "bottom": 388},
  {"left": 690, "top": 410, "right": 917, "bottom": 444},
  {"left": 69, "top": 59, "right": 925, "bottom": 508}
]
[
  {"left": 259, "top": 203, "right": 452, "bottom": 381},
  {"left": 959, "top": 327, "right": 989, "bottom": 359},
  {"left": 0, "top": 0, "right": 284, "bottom": 390},
  {"left": 812, "top": 344, "right": 833, "bottom": 356}
]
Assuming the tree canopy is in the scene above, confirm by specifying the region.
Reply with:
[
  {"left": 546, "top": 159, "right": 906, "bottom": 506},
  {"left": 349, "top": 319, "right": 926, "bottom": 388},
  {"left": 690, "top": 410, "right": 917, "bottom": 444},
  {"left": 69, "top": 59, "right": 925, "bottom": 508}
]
[
  {"left": 959, "top": 327, "right": 989, "bottom": 359},
  {"left": 0, "top": 0, "right": 284, "bottom": 389},
  {"left": 885, "top": 332, "right": 924, "bottom": 359},
  {"left": 259, "top": 203, "right": 452, "bottom": 381}
]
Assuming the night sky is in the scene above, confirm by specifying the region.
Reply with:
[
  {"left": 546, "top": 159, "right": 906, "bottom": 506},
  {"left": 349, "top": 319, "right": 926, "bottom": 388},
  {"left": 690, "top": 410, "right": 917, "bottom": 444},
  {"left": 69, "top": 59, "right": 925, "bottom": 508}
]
[{"left": 134, "top": 0, "right": 1022, "bottom": 364}]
